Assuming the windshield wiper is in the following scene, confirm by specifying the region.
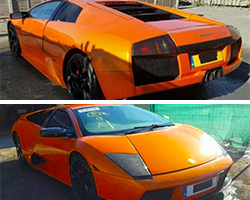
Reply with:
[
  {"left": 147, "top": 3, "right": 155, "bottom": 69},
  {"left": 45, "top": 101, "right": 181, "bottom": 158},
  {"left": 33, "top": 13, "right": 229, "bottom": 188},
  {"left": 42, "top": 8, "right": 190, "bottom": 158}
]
[{"left": 124, "top": 123, "right": 174, "bottom": 135}]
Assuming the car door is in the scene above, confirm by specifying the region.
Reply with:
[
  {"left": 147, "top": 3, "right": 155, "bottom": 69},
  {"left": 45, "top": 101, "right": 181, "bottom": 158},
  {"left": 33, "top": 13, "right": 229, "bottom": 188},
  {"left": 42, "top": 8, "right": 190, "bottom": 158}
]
[
  {"left": 18, "top": 0, "right": 62, "bottom": 74},
  {"left": 43, "top": 2, "right": 83, "bottom": 84},
  {"left": 35, "top": 108, "right": 76, "bottom": 182}
]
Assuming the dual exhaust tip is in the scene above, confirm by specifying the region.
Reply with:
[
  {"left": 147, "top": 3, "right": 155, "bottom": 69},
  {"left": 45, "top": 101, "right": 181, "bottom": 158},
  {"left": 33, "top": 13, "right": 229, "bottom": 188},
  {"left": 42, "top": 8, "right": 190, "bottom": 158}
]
[{"left": 204, "top": 68, "right": 223, "bottom": 83}]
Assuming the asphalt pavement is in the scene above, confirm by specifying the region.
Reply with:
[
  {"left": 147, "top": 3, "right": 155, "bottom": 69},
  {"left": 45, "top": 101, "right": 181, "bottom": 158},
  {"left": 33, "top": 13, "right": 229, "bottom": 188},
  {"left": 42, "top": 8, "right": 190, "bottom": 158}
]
[{"left": 0, "top": 6, "right": 249, "bottom": 100}]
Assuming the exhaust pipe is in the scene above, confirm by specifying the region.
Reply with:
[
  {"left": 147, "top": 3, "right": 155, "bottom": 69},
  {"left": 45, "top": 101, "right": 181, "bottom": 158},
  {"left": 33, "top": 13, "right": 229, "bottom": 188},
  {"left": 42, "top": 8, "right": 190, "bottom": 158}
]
[
  {"left": 213, "top": 68, "right": 223, "bottom": 80},
  {"left": 204, "top": 71, "right": 214, "bottom": 83},
  {"left": 204, "top": 67, "right": 223, "bottom": 83}
]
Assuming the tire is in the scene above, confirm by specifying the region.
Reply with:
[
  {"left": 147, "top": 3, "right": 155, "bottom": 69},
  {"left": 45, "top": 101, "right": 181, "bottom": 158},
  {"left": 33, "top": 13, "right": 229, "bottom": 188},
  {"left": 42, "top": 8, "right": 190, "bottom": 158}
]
[
  {"left": 13, "top": 133, "right": 25, "bottom": 163},
  {"left": 8, "top": 23, "right": 21, "bottom": 57},
  {"left": 66, "top": 53, "right": 105, "bottom": 100},
  {"left": 70, "top": 154, "right": 98, "bottom": 200}
]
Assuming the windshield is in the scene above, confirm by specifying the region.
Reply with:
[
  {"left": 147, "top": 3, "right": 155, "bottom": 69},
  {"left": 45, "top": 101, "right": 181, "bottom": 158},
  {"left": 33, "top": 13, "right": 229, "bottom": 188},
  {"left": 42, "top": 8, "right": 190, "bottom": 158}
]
[{"left": 73, "top": 105, "right": 173, "bottom": 136}]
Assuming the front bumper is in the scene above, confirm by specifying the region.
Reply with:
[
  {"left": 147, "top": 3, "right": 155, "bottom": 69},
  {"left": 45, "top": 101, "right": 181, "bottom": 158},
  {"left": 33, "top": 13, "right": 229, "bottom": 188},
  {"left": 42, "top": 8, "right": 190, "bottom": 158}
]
[{"left": 93, "top": 155, "right": 233, "bottom": 200}]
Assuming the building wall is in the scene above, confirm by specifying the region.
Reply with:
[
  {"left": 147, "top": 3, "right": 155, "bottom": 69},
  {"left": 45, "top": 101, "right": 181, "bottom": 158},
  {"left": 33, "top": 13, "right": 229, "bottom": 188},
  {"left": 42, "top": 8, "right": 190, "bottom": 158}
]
[{"left": 0, "top": 0, "right": 10, "bottom": 17}]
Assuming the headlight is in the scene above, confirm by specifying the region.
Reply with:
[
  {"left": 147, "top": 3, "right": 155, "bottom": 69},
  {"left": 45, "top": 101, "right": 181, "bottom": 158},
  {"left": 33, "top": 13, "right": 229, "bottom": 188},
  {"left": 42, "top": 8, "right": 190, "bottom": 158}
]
[
  {"left": 227, "top": 26, "right": 241, "bottom": 41},
  {"left": 105, "top": 153, "right": 151, "bottom": 179},
  {"left": 132, "top": 35, "right": 177, "bottom": 56},
  {"left": 200, "top": 133, "right": 226, "bottom": 156}
]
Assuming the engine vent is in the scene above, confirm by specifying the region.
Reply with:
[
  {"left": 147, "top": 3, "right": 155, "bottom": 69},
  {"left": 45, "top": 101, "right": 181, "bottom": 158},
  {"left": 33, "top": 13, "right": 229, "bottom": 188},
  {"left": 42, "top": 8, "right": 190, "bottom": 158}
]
[
  {"left": 132, "top": 56, "right": 179, "bottom": 86},
  {"left": 103, "top": 2, "right": 184, "bottom": 22}
]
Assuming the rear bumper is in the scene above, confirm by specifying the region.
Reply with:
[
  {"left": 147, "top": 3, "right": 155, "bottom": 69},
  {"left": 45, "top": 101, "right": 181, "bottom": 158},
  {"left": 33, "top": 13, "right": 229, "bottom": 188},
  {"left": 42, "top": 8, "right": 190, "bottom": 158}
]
[
  {"left": 135, "top": 57, "right": 242, "bottom": 96},
  {"left": 93, "top": 155, "right": 233, "bottom": 200},
  {"left": 97, "top": 42, "right": 242, "bottom": 99}
]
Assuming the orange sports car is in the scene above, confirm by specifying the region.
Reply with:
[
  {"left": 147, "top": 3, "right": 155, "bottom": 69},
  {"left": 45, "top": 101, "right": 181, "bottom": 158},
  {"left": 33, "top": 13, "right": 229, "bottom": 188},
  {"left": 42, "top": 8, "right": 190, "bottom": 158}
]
[
  {"left": 11, "top": 104, "right": 233, "bottom": 200},
  {"left": 8, "top": 0, "right": 242, "bottom": 99}
]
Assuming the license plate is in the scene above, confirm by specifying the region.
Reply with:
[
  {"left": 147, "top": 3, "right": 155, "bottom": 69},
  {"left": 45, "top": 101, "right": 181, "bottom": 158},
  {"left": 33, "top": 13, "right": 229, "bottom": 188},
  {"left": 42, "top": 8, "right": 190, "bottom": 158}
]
[
  {"left": 183, "top": 177, "right": 217, "bottom": 197},
  {"left": 190, "top": 51, "right": 223, "bottom": 68}
]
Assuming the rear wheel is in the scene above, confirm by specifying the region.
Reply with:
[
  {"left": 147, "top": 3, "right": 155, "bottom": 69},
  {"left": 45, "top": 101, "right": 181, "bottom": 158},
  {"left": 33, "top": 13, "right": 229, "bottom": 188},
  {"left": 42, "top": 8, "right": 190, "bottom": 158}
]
[
  {"left": 70, "top": 154, "right": 97, "bottom": 200},
  {"left": 66, "top": 53, "right": 105, "bottom": 100},
  {"left": 8, "top": 23, "right": 21, "bottom": 57},
  {"left": 13, "top": 134, "right": 24, "bottom": 162}
]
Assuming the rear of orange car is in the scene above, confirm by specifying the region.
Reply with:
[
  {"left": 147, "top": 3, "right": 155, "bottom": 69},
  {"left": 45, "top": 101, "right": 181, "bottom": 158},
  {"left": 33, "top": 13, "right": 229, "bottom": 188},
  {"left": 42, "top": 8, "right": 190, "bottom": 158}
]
[{"left": 86, "top": 1, "right": 242, "bottom": 99}]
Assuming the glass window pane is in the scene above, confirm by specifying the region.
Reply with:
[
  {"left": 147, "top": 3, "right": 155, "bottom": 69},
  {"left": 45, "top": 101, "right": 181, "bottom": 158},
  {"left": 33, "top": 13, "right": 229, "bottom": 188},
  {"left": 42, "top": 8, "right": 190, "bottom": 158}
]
[{"left": 29, "top": 1, "right": 61, "bottom": 20}]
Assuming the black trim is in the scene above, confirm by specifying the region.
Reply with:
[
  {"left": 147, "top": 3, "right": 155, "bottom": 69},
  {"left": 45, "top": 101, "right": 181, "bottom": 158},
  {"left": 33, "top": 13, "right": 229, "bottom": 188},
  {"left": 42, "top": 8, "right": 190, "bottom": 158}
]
[
  {"left": 132, "top": 56, "right": 179, "bottom": 86},
  {"left": 31, "top": 153, "right": 45, "bottom": 165},
  {"left": 178, "top": 37, "right": 235, "bottom": 54},
  {"left": 140, "top": 188, "right": 174, "bottom": 200}
]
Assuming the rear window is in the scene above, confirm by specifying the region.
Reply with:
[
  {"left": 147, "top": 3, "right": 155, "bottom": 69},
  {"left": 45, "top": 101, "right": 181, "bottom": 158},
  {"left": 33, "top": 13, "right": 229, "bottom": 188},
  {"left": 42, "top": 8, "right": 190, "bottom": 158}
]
[
  {"left": 103, "top": 2, "right": 184, "bottom": 22},
  {"left": 54, "top": 2, "right": 82, "bottom": 23}
]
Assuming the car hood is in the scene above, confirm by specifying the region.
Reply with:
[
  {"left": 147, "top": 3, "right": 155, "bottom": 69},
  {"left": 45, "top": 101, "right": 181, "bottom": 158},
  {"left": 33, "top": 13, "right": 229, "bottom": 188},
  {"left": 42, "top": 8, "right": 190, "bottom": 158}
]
[
  {"left": 126, "top": 124, "right": 222, "bottom": 175},
  {"left": 83, "top": 124, "right": 222, "bottom": 176}
]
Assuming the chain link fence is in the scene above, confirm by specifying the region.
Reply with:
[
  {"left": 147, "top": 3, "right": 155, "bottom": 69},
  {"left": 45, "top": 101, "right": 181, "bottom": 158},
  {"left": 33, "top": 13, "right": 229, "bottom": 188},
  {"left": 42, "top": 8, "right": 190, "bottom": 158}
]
[{"left": 136, "top": 104, "right": 250, "bottom": 148}]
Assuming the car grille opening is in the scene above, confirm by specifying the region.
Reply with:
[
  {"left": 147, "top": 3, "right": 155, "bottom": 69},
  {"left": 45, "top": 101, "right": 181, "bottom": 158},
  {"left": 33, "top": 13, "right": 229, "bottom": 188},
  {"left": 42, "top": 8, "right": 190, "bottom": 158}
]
[
  {"left": 227, "top": 38, "right": 242, "bottom": 65},
  {"left": 140, "top": 188, "right": 174, "bottom": 200},
  {"left": 215, "top": 168, "right": 230, "bottom": 192},
  {"left": 102, "top": 2, "right": 184, "bottom": 22},
  {"left": 132, "top": 56, "right": 179, "bottom": 86}
]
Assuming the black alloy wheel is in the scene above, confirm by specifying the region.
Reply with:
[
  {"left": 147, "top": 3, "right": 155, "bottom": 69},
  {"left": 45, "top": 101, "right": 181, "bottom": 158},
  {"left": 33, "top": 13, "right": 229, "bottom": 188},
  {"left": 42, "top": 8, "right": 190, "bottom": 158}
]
[
  {"left": 13, "top": 134, "right": 24, "bottom": 162},
  {"left": 66, "top": 53, "right": 104, "bottom": 100},
  {"left": 8, "top": 23, "right": 21, "bottom": 57},
  {"left": 70, "top": 154, "right": 97, "bottom": 200}
]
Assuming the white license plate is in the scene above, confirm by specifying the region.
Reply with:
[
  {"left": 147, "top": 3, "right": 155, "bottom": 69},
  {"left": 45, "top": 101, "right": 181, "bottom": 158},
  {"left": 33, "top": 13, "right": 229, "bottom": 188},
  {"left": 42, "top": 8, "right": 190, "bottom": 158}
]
[{"left": 183, "top": 177, "right": 217, "bottom": 197}]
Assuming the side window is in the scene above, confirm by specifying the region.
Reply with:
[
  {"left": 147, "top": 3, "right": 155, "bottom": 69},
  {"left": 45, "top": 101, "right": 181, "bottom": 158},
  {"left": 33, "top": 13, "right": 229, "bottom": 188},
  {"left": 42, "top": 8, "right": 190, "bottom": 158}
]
[
  {"left": 54, "top": 2, "right": 82, "bottom": 23},
  {"left": 47, "top": 110, "right": 72, "bottom": 129},
  {"left": 26, "top": 111, "right": 46, "bottom": 126},
  {"left": 29, "top": 1, "right": 61, "bottom": 20}
]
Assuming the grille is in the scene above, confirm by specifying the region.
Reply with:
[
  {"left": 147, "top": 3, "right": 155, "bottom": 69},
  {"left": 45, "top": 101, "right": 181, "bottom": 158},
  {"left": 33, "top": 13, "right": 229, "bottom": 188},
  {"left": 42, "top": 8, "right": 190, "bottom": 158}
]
[
  {"left": 227, "top": 38, "right": 242, "bottom": 65},
  {"left": 216, "top": 168, "right": 230, "bottom": 192},
  {"left": 132, "top": 56, "right": 179, "bottom": 86},
  {"left": 140, "top": 188, "right": 174, "bottom": 200}
]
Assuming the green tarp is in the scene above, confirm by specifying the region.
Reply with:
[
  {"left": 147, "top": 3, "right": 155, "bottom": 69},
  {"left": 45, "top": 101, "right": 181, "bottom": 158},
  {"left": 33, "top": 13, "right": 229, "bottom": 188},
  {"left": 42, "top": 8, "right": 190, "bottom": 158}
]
[{"left": 136, "top": 104, "right": 250, "bottom": 148}]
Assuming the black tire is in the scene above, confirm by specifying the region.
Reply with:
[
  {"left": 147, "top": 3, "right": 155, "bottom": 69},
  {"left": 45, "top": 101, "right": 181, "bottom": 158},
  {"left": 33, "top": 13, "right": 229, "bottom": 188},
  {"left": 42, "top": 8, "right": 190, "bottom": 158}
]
[
  {"left": 8, "top": 23, "right": 21, "bottom": 57},
  {"left": 66, "top": 53, "right": 105, "bottom": 100},
  {"left": 13, "top": 133, "right": 25, "bottom": 163},
  {"left": 70, "top": 154, "right": 98, "bottom": 200}
]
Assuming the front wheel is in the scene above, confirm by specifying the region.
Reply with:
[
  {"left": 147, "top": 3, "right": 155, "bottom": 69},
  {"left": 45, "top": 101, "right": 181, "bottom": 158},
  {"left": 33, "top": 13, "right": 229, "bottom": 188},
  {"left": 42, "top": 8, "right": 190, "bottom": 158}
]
[
  {"left": 66, "top": 53, "right": 105, "bottom": 100},
  {"left": 70, "top": 154, "right": 98, "bottom": 200},
  {"left": 13, "top": 134, "right": 25, "bottom": 162}
]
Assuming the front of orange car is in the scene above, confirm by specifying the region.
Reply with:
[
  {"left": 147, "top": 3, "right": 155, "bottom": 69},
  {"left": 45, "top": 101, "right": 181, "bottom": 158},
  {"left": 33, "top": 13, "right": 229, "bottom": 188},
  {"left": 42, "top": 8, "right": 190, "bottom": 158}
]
[
  {"left": 75, "top": 124, "right": 233, "bottom": 200},
  {"left": 84, "top": 1, "right": 242, "bottom": 99}
]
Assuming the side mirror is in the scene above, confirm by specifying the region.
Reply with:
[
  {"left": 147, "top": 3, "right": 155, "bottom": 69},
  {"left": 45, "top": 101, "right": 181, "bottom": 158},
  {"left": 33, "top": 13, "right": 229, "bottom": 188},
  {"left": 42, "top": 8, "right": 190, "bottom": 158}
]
[
  {"left": 10, "top": 12, "right": 29, "bottom": 19},
  {"left": 40, "top": 127, "right": 75, "bottom": 138},
  {"left": 162, "top": 115, "right": 170, "bottom": 120}
]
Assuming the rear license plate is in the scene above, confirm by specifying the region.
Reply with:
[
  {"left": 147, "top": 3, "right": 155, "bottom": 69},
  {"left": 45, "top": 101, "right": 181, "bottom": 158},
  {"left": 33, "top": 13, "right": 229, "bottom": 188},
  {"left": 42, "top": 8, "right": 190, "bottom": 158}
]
[
  {"left": 183, "top": 177, "right": 217, "bottom": 197},
  {"left": 190, "top": 51, "right": 223, "bottom": 68}
]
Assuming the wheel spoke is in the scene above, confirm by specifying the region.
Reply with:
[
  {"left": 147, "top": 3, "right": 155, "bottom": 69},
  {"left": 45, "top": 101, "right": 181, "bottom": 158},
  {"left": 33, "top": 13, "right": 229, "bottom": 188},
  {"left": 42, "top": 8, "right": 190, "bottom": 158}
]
[
  {"left": 67, "top": 56, "right": 94, "bottom": 100},
  {"left": 71, "top": 157, "right": 95, "bottom": 198}
]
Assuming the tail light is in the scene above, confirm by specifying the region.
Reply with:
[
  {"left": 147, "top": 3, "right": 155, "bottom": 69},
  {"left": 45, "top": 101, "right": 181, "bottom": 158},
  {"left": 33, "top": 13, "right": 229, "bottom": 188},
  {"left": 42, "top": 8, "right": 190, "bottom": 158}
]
[
  {"left": 132, "top": 35, "right": 177, "bottom": 56},
  {"left": 227, "top": 26, "right": 241, "bottom": 41}
]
